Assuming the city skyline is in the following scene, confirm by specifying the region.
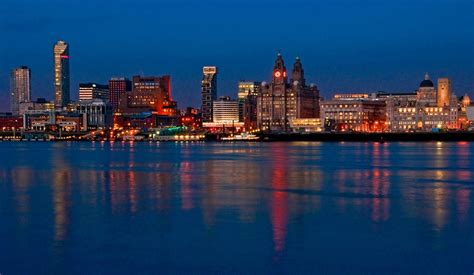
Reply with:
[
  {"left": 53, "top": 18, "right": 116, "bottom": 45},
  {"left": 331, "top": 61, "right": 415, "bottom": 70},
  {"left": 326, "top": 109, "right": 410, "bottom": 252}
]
[{"left": 1, "top": 0, "right": 473, "bottom": 111}]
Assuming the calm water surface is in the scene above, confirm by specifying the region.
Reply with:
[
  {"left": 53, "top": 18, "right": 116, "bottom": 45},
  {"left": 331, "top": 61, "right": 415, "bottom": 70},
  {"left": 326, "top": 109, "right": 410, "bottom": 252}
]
[{"left": 0, "top": 141, "right": 473, "bottom": 274}]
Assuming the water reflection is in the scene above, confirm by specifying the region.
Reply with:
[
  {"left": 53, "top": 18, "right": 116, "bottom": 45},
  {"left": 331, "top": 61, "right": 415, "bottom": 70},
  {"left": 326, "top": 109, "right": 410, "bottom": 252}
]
[
  {"left": 1, "top": 142, "right": 473, "bottom": 274},
  {"left": 269, "top": 144, "right": 289, "bottom": 257}
]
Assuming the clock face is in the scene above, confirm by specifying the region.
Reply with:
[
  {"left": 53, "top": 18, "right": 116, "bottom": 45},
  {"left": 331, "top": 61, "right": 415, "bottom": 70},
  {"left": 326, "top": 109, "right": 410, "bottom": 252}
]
[{"left": 274, "top": 71, "right": 281, "bottom": 78}]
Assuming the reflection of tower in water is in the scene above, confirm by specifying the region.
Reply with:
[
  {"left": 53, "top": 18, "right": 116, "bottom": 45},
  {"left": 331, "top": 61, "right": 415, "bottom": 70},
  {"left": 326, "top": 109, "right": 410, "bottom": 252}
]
[{"left": 270, "top": 144, "right": 289, "bottom": 256}]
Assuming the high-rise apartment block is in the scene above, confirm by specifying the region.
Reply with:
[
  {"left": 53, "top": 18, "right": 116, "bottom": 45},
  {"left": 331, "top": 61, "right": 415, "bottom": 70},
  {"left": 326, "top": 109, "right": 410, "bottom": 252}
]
[{"left": 10, "top": 66, "right": 31, "bottom": 115}]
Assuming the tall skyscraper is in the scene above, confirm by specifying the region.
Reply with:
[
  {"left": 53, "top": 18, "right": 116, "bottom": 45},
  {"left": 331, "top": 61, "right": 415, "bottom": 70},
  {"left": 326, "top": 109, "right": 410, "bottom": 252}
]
[
  {"left": 437, "top": 78, "right": 451, "bottom": 107},
  {"left": 10, "top": 66, "right": 31, "bottom": 115},
  {"left": 54, "top": 40, "right": 70, "bottom": 108},
  {"left": 201, "top": 66, "right": 218, "bottom": 122},
  {"left": 109, "top": 78, "right": 132, "bottom": 112}
]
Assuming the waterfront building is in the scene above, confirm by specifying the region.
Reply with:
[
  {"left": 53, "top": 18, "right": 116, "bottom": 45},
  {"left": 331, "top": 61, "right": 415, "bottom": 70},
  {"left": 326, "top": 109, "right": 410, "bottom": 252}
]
[
  {"left": 382, "top": 75, "right": 458, "bottom": 132},
  {"left": 201, "top": 66, "right": 218, "bottom": 122},
  {"left": 75, "top": 99, "right": 112, "bottom": 130},
  {"left": 10, "top": 66, "right": 32, "bottom": 116},
  {"left": 238, "top": 81, "right": 261, "bottom": 131},
  {"left": 238, "top": 82, "right": 261, "bottom": 121},
  {"left": 118, "top": 75, "right": 177, "bottom": 116},
  {"left": 320, "top": 95, "right": 387, "bottom": 132},
  {"left": 459, "top": 94, "right": 471, "bottom": 129},
  {"left": 109, "top": 78, "right": 131, "bottom": 112},
  {"left": 53, "top": 40, "right": 70, "bottom": 108},
  {"left": 178, "top": 107, "right": 202, "bottom": 130},
  {"left": 79, "top": 83, "right": 109, "bottom": 101},
  {"left": 0, "top": 113, "right": 23, "bottom": 131},
  {"left": 257, "top": 53, "right": 320, "bottom": 132},
  {"left": 19, "top": 98, "right": 55, "bottom": 116},
  {"left": 289, "top": 118, "right": 323, "bottom": 133},
  {"left": 417, "top": 73, "right": 437, "bottom": 103},
  {"left": 437, "top": 78, "right": 451, "bottom": 107},
  {"left": 202, "top": 96, "right": 244, "bottom": 133},
  {"left": 24, "top": 111, "right": 83, "bottom": 132},
  {"left": 213, "top": 96, "right": 239, "bottom": 123}
]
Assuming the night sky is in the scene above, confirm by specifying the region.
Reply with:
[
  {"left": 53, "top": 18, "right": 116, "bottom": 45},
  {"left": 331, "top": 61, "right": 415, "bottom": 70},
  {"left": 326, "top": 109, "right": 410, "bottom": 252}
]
[{"left": 1, "top": 0, "right": 473, "bottom": 111}]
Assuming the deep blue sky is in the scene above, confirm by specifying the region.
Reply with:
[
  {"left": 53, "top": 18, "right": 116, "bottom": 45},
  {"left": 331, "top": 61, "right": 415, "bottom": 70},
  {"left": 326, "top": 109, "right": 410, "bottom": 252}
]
[{"left": 1, "top": 0, "right": 473, "bottom": 111}]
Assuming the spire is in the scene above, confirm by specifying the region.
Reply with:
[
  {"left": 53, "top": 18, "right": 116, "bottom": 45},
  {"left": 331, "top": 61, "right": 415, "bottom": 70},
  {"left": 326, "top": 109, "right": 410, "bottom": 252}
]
[{"left": 424, "top": 73, "right": 430, "bottom": 80}]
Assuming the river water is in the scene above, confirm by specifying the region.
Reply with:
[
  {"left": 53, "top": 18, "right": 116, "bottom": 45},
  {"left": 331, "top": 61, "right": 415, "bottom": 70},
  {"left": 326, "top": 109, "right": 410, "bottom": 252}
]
[{"left": 0, "top": 141, "right": 473, "bottom": 274}]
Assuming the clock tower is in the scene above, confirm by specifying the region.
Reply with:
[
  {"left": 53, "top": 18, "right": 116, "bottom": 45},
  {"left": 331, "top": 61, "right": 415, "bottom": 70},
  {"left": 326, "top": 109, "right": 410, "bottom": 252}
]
[{"left": 272, "top": 52, "right": 288, "bottom": 85}]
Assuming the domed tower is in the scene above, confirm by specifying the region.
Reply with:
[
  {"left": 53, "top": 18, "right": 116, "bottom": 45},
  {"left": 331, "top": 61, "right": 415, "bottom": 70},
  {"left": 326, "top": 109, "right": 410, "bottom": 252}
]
[
  {"left": 417, "top": 73, "right": 436, "bottom": 103},
  {"left": 272, "top": 52, "right": 288, "bottom": 85},
  {"left": 291, "top": 56, "right": 305, "bottom": 87}
]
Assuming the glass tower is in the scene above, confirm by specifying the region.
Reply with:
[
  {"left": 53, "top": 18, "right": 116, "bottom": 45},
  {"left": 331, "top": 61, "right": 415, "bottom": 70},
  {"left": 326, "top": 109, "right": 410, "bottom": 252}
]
[{"left": 54, "top": 40, "right": 70, "bottom": 108}]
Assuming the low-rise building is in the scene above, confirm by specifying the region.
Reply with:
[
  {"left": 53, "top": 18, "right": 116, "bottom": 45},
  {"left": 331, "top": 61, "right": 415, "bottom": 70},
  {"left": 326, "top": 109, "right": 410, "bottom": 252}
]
[
  {"left": 75, "top": 99, "right": 112, "bottom": 130},
  {"left": 320, "top": 95, "right": 386, "bottom": 132}
]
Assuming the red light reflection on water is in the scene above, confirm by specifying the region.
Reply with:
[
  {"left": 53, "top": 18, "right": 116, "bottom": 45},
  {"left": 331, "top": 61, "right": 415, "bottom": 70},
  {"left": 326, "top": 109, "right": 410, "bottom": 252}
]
[{"left": 270, "top": 145, "right": 289, "bottom": 257}]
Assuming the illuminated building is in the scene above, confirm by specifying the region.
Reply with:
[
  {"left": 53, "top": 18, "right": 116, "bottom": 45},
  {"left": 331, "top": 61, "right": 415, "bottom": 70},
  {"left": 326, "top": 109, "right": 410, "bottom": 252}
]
[
  {"left": 381, "top": 92, "right": 418, "bottom": 132},
  {"left": 459, "top": 94, "right": 471, "bottom": 129},
  {"left": 257, "top": 53, "right": 320, "bottom": 132},
  {"left": 0, "top": 113, "right": 23, "bottom": 131},
  {"left": 202, "top": 96, "right": 243, "bottom": 133},
  {"left": 212, "top": 96, "right": 239, "bottom": 123},
  {"left": 238, "top": 81, "right": 261, "bottom": 131},
  {"left": 178, "top": 107, "right": 202, "bottom": 130},
  {"left": 24, "top": 111, "right": 84, "bottom": 132},
  {"left": 79, "top": 83, "right": 109, "bottom": 101},
  {"left": 10, "top": 66, "right": 31, "bottom": 115},
  {"left": 417, "top": 73, "right": 437, "bottom": 103},
  {"left": 108, "top": 78, "right": 131, "bottom": 112},
  {"left": 289, "top": 118, "right": 323, "bottom": 133},
  {"left": 201, "top": 66, "right": 218, "bottom": 122},
  {"left": 118, "top": 75, "right": 177, "bottom": 116},
  {"left": 382, "top": 75, "right": 458, "bottom": 132},
  {"left": 437, "top": 78, "right": 451, "bottom": 107},
  {"left": 74, "top": 99, "right": 112, "bottom": 130},
  {"left": 320, "top": 95, "right": 386, "bottom": 132},
  {"left": 19, "top": 98, "right": 55, "bottom": 116},
  {"left": 238, "top": 82, "right": 261, "bottom": 120},
  {"left": 53, "top": 40, "right": 70, "bottom": 108}
]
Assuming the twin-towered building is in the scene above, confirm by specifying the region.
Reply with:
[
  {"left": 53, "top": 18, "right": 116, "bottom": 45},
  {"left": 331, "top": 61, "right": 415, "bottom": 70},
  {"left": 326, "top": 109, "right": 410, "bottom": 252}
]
[{"left": 257, "top": 53, "right": 320, "bottom": 132}]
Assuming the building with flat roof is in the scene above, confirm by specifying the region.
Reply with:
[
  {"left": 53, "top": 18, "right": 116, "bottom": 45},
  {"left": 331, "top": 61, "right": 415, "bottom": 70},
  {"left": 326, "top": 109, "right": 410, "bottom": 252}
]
[
  {"left": 320, "top": 97, "right": 386, "bottom": 132},
  {"left": 79, "top": 83, "right": 109, "bottom": 101},
  {"left": 109, "top": 78, "right": 131, "bottom": 112},
  {"left": 10, "top": 66, "right": 31, "bottom": 116},
  {"left": 213, "top": 96, "right": 239, "bottom": 123}
]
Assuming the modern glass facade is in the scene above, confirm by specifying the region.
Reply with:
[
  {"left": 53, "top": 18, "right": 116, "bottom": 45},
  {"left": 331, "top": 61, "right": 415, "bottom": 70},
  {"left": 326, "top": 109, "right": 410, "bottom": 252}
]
[{"left": 54, "top": 40, "right": 70, "bottom": 108}]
